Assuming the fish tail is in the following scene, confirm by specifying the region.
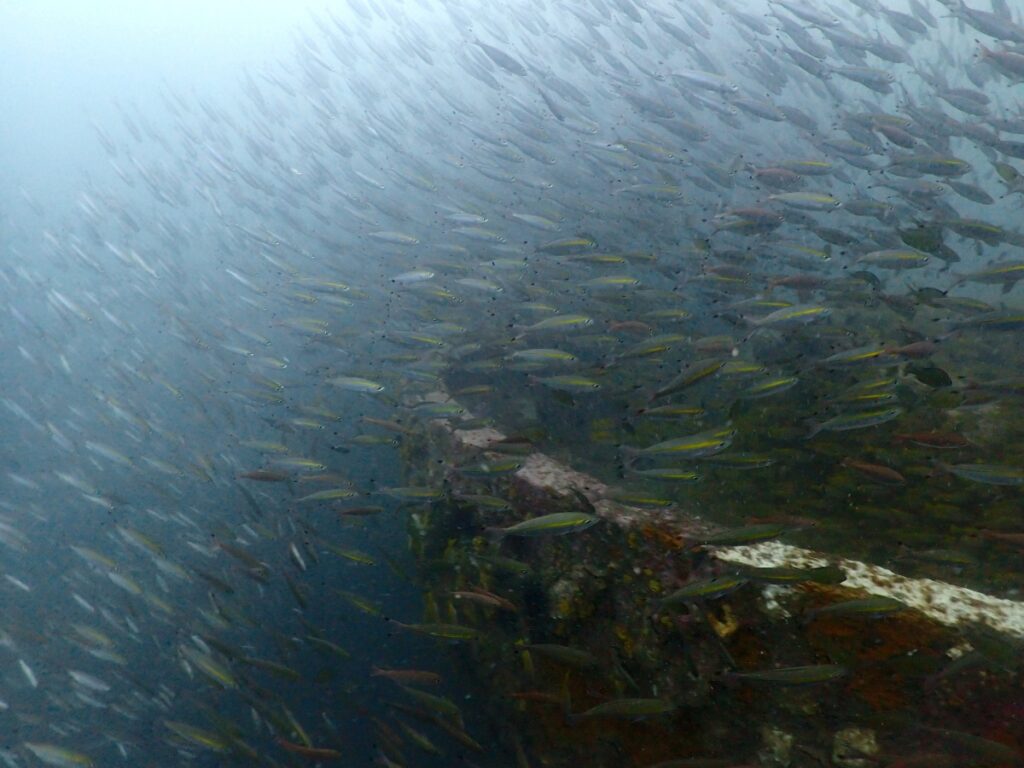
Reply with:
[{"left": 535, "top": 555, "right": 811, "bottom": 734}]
[
  {"left": 803, "top": 420, "right": 823, "bottom": 441},
  {"left": 560, "top": 672, "right": 574, "bottom": 724},
  {"left": 484, "top": 526, "right": 507, "bottom": 543},
  {"left": 619, "top": 445, "right": 640, "bottom": 467},
  {"left": 738, "top": 327, "right": 761, "bottom": 346},
  {"left": 715, "top": 670, "right": 741, "bottom": 689}
]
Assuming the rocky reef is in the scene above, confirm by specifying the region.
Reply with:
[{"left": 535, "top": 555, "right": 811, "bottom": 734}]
[{"left": 396, "top": 400, "right": 1024, "bottom": 767}]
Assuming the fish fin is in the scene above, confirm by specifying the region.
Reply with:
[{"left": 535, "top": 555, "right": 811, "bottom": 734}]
[{"left": 569, "top": 487, "right": 596, "bottom": 515}]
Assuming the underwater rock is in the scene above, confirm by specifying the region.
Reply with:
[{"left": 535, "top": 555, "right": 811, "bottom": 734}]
[
  {"left": 758, "top": 725, "right": 794, "bottom": 768},
  {"left": 407, "top": 388, "right": 1024, "bottom": 766},
  {"left": 832, "top": 727, "right": 879, "bottom": 768},
  {"left": 433, "top": 394, "right": 1024, "bottom": 639},
  {"left": 714, "top": 542, "right": 1024, "bottom": 638}
]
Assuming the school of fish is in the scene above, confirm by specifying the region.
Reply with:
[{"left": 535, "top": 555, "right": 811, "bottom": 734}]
[{"left": 2, "top": 0, "right": 1024, "bottom": 765}]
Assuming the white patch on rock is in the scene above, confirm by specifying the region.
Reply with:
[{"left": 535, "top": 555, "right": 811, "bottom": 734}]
[
  {"left": 713, "top": 542, "right": 1024, "bottom": 638},
  {"left": 452, "top": 427, "right": 506, "bottom": 449}
]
